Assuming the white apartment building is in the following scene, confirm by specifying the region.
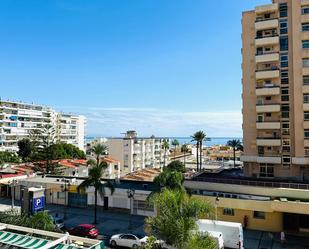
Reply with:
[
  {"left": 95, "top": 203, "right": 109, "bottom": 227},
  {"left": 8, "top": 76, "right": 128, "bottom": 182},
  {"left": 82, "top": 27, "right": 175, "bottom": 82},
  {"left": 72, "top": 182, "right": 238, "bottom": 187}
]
[
  {"left": 0, "top": 100, "right": 85, "bottom": 152},
  {"left": 107, "top": 131, "right": 169, "bottom": 176}
]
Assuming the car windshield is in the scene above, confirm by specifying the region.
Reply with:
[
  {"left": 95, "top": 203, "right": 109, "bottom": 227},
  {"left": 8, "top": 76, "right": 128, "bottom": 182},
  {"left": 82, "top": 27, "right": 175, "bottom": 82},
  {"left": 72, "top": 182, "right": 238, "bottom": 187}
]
[{"left": 135, "top": 234, "right": 144, "bottom": 239}]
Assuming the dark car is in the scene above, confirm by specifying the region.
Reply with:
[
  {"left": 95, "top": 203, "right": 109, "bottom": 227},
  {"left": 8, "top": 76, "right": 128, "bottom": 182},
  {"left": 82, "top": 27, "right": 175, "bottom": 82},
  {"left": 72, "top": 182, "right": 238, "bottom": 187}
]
[{"left": 68, "top": 224, "right": 99, "bottom": 238}]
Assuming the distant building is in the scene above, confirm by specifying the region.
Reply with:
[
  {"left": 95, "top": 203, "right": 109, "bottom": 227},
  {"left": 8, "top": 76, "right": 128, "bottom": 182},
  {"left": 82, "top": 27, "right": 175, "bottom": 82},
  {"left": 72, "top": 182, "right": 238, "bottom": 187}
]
[
  {"left": 0, "top": 100, "right": 85, "bottom": 152},
  {"left": 107, "top": 131, "right": 169, "bottom": 175}
]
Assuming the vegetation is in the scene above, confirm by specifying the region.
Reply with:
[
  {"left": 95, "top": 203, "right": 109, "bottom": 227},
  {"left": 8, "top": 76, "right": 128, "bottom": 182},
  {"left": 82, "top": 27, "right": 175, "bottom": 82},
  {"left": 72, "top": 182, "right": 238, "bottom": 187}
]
[
  {"left": 227, "top": 139, "right": 243, "bottom": 168},
  {"left": 180, "top": 144, "right": 189, "bottom": 166},
  {"left": 17, "top": 139, "right": 33, "bottom": 162},
  {"left": 146, "top": 189, "right": 214, "bottom": 249},
  {"left": 78, "top": 143, "right": 114, "bottom": 224},
  {"left": 162, "top": 139, "right": 170, "bottom": 167},
  {"left": 0, "top": 210, "right": 58, "bottom": 232},
  {"left": 171, "top": 139, "right": 179, "bottom": 159},
  {"left": 0, "top": 151, "right": 20, "bottom": 165},
  {"left": 191, "top": 131, "right": 209, "bottom": 172},
  {"left": 189, "top": 232, "right": 218, "bottom": 249}
]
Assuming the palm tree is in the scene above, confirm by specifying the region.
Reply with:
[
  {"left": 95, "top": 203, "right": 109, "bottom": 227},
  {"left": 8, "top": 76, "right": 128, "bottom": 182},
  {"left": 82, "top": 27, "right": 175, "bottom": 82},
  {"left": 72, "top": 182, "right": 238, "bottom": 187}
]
[
  {"left": 162, "top": 139, "right": 170, "bottom": 167},
  {"left": 227, "top": 139, "right": 242, "bottom": 168},
  {"left": 191, "top": 133, "right": 200, "bottom": 172},
  {"left": 78, "top": 161, "right": 114, "bottom": 224},
  {"left": 92, "top": 143, "right": 108, "bottom": 165},
  {"left": 171, "top": 139, "right": 179, "bottom": 159},
  {"left": 181, "top": 144, "right": 189, "bottom": 167}
]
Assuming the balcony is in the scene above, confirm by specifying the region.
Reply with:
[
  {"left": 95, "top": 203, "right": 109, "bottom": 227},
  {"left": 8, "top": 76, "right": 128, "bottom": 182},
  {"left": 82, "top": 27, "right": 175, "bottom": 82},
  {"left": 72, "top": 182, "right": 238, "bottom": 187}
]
[
  {"left": 256, "top": 86, "right": 280, "bottom": 96},
  {"left": 255, "top": 35, "right": 279, "bottom": 46},
  {"left": 292, "top": 157, "right": 309, "bottom": 165},
  {"left": 256, "top": 104, "right": 280, "bottom": 113},
  {"left": 255, "top": 3, "right": 278, "bottom": 14},
  {"left": 255, "top": 52, "right": 279, "bottom": 63},
  {"left": 240, "top": 155, "right": 257, "bottom": 162},
  {"left": 256, "top": 67, "right": 280, "bottom": 79},
  {"left": 256, "top": 138, "right": 281, "bottom": 146},
  {"left": 257, "top": 156, "right": 281, "bottom": 164},
  {"left": 303, "top": 85, "right": 309, "bottom": 94},
  {"left": 256, "top": 122, "right": 280, "bottom": 130},
  {"left": 255, "top": 19, "right": 278, "bottom": 31},
  {"left": 303, "top": 103, "right": 309, "bottom": 111}
]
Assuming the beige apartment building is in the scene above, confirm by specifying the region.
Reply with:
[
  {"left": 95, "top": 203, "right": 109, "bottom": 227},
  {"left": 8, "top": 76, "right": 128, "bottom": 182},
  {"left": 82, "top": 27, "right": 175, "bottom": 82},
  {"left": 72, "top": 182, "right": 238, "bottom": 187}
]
[{"left": 242, "top": 0, "right": 309, "bottom": 180}]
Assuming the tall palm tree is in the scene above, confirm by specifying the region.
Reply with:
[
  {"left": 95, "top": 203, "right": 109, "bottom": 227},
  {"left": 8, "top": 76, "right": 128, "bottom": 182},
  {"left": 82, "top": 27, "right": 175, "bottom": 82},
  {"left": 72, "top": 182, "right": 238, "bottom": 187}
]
[
  {"left": 171, "top": 139, "right": 179, "bottom": 159},
  {"left": 162, "top": 139, "right": 170, "bottom": 167},
  {"left": 227, "top": 139, "right": 242, "bottom": 168},
  {"left": 192, "top": 131, "right": 209, "bottom": 172},
  {"left": 181, "top": 144, "right": 189, "bottom": 167},
  {"left": 78, "top": 161, "right": 114, "bottom": 224},
  {"left": 191, "top": 132, "right": 201, "bottom": 172}
]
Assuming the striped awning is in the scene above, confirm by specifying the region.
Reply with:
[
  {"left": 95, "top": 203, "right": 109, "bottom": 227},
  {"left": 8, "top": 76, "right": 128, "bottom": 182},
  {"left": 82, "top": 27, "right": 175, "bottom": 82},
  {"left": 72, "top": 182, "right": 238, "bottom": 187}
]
[{"left": 0, "top": 231, "right": 82, "bottom": 249}]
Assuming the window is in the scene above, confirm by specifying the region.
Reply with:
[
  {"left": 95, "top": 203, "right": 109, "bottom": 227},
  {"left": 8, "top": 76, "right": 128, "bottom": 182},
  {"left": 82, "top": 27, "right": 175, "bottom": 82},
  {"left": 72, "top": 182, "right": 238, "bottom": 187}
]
[
  {"left": 266, "top": 113, "right": 271, "bottom": 117},
  {"left": 304, "top": 76, "right": 309, "bottom": 85},
  {"left": 281, "top": 88, "right": 289, "bottom": 102},
  {"left": 282, "top": 157, "right": 291, "bottom": 163},
  {"left": 303, "top": 23, "right": 309, "bottom": 32},
  {"left": 302, "top": 6, "right": 309, "bottom": 15},
  {"left": 303, "top": 58, "right": 309, "bottom": 67},
  {"left": 254, "top": 211, "right": 266, "bottom": 219},
  {"left": 303, "top": 40, "right": 309, "bottom": 49},
  {"left": 280, "top": 19, "right": 288, "bottom": 34},
  {"left": 260, "top": 164, "right": 274, "bottom": 178},
  {"left": 57, "top": 192, "right": 65, "bottom": 199},
  {"left": 305, "top": 112, "right": 309, "bottom": 121},
  {"left": 257, "top": 115, "right": 264, "bottom": 122},
  {"left": 280, "top": 53, "right": 288, "bottom": 67},
  {"left": 281, "top": 104, "right": 289, "bottom": 118},
  {"left": 223, "top": 208, "right": 235, "bottom": 216},
  {"left": 280, "top": 3, "right": 288, "bottom": 18},
  {"left": 304, "top": 94, "right": 309, "bottom": 103},
  {"left": 280, "top": 36, "right": 288, "bottom": 51},
  {"left": 265, "top": 96, "right": 272, "bottom": 101},
  {"left": 305, "top": 129, "right": 309, "bottom": 139},
  {"left": 305, "top": 147, "right": 309, "bottom": 157}
]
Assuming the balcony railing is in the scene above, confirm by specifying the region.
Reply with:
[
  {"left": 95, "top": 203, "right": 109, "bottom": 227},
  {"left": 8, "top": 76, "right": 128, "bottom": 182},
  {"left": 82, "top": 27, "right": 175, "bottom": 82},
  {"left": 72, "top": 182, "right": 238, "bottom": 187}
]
[
  {"left": 256, "top": 66, "right": 279, "bottom": 72},
  {"left": 256, "top": 34, "right": 278, "bottom": 39},
  {"left": 256, "top": 51, "right": 279, "bottom": 56},
  {"left": 191, "top": 177, "right": 309, "bottom": 190},
  {"left": 255, "top": 17, "right": 278, "bottom": 23}
]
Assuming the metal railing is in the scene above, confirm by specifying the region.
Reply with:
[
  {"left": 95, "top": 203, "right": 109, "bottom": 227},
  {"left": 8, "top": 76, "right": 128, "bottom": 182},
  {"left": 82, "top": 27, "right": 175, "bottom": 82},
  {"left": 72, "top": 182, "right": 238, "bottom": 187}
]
[{"left": 191, "top": 177, "right": 309, "bottom": 190}]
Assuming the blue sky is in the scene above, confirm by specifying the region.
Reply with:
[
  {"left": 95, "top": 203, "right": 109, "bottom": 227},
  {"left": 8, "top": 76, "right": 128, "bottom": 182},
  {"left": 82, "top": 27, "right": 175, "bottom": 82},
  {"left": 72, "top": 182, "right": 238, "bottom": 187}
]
[{"left": 0, "top": 0, "right": 269, "bottom": 137}]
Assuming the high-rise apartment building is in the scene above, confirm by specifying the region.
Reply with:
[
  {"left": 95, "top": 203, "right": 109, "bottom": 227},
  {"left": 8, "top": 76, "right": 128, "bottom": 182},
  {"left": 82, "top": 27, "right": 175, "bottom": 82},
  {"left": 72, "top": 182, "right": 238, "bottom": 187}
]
[
  {"left": 0, "top": 100, "right": 85, "bottom": 151},
  {"left": 242, "top": 0, "right": 309, "bottom": 181},
  {"left": 107, "top": 131, "right": 169, "bottom": 176}
]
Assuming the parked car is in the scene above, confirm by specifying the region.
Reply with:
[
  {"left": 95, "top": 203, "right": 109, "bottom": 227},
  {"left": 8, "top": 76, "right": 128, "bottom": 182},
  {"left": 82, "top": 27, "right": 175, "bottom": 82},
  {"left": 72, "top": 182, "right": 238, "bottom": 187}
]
[
  {"left": 51, "top": 216, "right": 65, "bottom": 230},
  {"left": 110, "top": 234, "right": 148, "bottom": 249},
  {"left": 68, "top": 224, "right": 99, "bottom": 238}
]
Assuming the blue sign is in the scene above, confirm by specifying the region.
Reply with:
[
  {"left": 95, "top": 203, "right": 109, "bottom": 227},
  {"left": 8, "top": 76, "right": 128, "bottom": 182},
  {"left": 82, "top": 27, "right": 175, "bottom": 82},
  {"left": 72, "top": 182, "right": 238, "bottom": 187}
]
[{"left": 32, "top": 196, "right": 45, "bottom": 213}]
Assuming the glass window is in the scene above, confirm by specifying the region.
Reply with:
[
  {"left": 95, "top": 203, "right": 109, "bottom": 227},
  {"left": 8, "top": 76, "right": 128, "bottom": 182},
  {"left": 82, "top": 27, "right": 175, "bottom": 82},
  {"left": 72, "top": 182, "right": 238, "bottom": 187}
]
[
  {"left": 305, "top": 112, "right": 309, "bottom": 121},
  {"left": 305, "top": 129, "right": 309, "bottom": 138},
  {"left": 303, "top": 23, "right": 309, "bottom": 31},
  {"left": 280, "top": 3, "right": 288, "bottom": 18},
  {"left": 304, "top": 59, "right": 309, "bottom": 67},
  {"left": 302, "top": 6, "right": 309, "bottom": 15},
  {"left": 303, "top": 40, "right": 309, "bottom": 49},
  {"left": 304, "top": 94, "right": 309, "bottom": 103},
  {"left": 280, "top": 36, "right": 289, "bottom": 51},
  {"left": 254, "top": 211, "right": 266, "bottom": 219},
  {"left": 223, "top": 208, "right": 235, "bottom": 216},
  {"left": 260, "top": 164, "right": 274, "bottom": 178},
  {"left": 280, "top": 19, "right": 288, "bottom": 34},
  {"left": 281, "top": 70, "right": 288, "bottom": 78},
  {"left": 280, "top": 53, "right": 288, "bottom": 67},
  {"left": 304, "top": 76, "right": 309, "bottom": 85}
]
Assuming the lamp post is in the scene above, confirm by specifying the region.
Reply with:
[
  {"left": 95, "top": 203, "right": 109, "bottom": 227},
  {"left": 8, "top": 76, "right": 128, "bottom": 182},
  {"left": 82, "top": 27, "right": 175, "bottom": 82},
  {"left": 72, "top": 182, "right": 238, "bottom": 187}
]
[
  {"left": 127, "top": 189, "right": 135, "bottom": 231},
  {"left": 61, "top": 179, "right": 71, "bottom": 220},
  {"left": 215, "top": 196, "right": 220, "bottom": 221}
]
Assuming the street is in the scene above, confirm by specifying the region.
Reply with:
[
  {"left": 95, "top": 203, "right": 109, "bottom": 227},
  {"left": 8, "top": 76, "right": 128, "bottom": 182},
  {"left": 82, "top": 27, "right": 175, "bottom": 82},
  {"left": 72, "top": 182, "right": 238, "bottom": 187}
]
[{"left": 1, "top": 199, "right": 309, "bottom": 249}]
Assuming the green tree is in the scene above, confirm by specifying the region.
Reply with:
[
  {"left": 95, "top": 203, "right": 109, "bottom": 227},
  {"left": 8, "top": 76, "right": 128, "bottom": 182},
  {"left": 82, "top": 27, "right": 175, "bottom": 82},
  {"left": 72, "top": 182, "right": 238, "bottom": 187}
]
[
  {"left": 162, "top": 139, "right": 169, "bottom": 167},
  {"left": 189, "top": 232, "right": 217, "bottom": 249},
  {"left": 227, "top": 139, "right": 242, "bottom": 168},
  {"left": 171, "top": 139, "right": 180, "bottom": 159},
  {"left": 92, "top": 143, "right": 108, "bottom": 164},
  {"left": 191, "top": 131, "right": 209, "bottom": 172},
  {"left": 146, "top": 189, "right": 214, "bottom": 249},
  {"left": 17, "top": 138, "right": 33, "bottom": 162},
  {"left": 181, "top": 144, "right": 189, "bottom": 166},
  {"left": 0, "top": 151, "right": 20, "bottom": 165},
  {"left": 166, "top": 160, "right": 185, "bottom": 173}
]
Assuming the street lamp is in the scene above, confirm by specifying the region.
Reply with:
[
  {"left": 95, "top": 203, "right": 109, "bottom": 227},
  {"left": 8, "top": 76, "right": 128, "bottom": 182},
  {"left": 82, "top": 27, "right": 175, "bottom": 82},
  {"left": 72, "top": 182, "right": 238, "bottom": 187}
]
[
  {"left": 61, "top": 178, "right": 71, "bottom": 220},
  {"left": 215, "top": 196, "right": 220, "bottom": 221},
  {"left": 127, "top": 188, "right": 135, "bottom": 231}
]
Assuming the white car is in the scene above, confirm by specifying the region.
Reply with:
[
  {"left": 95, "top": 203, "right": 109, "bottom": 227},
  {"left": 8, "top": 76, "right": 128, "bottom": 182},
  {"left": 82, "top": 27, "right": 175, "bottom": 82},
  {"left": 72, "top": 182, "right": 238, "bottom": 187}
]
[{"left": 110, "top": 234, "right": 148, "bottom": 249}]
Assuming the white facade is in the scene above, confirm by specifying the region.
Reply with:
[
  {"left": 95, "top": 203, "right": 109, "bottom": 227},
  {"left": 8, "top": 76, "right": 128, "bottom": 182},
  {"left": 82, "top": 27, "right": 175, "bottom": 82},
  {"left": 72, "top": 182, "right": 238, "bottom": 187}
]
[
  {"left": 0, "top": 100, "right": 85, "bottom": 151},
  {"left": 107, "top": 131, "right": 168, "bottom": 176}
]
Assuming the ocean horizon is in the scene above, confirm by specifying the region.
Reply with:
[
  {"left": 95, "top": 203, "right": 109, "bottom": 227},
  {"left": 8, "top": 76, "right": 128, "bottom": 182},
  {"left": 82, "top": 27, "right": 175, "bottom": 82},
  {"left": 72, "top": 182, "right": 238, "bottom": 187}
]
[{"left": 85, "top": 136, "right": 242, "bottom": 146}]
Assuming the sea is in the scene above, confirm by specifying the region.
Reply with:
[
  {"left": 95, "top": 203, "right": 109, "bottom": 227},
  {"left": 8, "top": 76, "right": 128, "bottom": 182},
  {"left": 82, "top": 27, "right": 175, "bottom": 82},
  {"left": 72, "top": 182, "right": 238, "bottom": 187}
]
[{"left": 85, "top": 136, "right": 242, "bottom": 147}]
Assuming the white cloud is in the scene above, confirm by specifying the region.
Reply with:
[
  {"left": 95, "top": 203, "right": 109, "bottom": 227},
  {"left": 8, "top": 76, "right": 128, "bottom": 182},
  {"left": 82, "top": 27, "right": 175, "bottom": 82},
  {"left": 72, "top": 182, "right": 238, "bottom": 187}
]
[{"left": 56, "top": 106, "right": 242, "bottom": 137}]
